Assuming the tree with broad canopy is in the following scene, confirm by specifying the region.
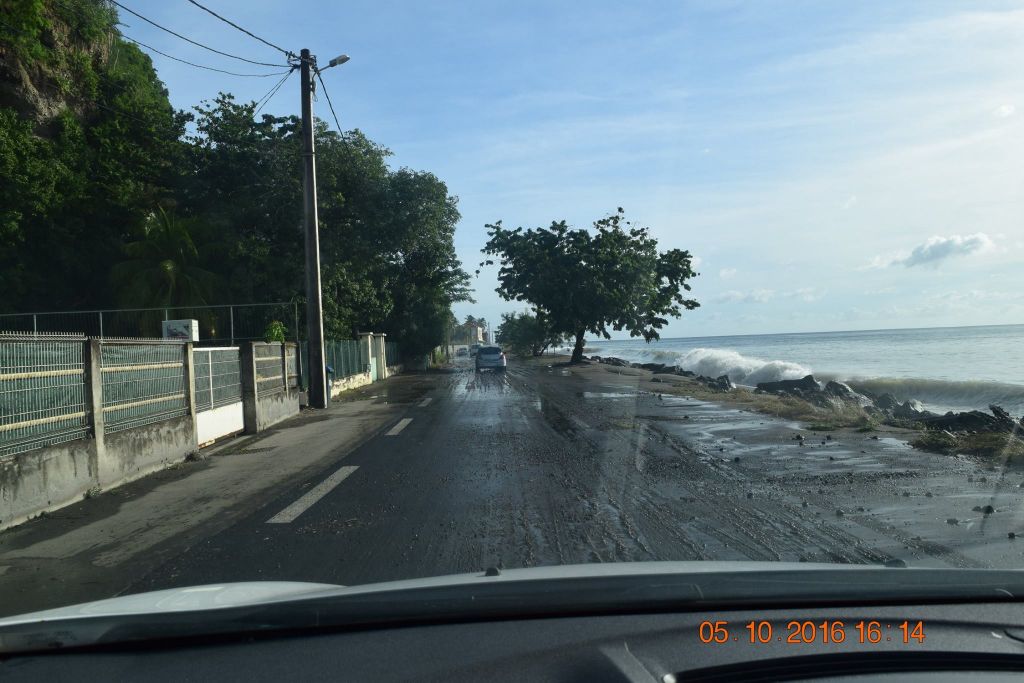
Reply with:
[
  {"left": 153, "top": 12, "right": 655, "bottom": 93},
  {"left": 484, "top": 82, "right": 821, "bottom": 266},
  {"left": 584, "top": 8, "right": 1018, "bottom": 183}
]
[{"left": 481, "top": 209, "right": 699, "bottom": 363}]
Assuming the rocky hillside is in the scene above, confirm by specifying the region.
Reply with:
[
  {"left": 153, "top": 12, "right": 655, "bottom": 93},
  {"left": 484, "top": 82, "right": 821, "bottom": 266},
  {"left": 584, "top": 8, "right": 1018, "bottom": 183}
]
[{"left": 0, "top": 0, "right": 119, "bottom": 134}]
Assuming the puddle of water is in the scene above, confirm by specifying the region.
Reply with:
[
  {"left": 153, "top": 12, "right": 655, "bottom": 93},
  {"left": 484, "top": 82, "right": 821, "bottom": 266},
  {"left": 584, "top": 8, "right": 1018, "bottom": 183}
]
[{"left": 578, "top": 391, "right": 638, "bottom": 399}]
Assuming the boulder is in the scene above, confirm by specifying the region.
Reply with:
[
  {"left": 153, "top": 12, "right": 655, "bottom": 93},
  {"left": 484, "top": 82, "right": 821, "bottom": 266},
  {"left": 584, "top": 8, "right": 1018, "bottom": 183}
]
[
  {"left": 920, "top": 410, "right": 1002, "bottom": 432},
  {"left": 823, "top": 380, "right": 873, "bottom": 407},
  {"left": 639, "top": 362, "right": 668, "bottom": 373},
  {"left": 990, "top": 405, "right": 1017, "bottom": 431},
  {"left": 755, "top": 375, "right": 820, "bottom": 398},
  {"left": 874, "top": 393, "right": 900, "bottom": 411},
  {"left": 602, "top": 357, "right": 631, "bottom": 368},
  {"left": 893, "top": 400, "right": 934, "bottom": 420},
  {"left": 675, "top": 369, "right": 696, "bottom": 378},
  {"left": 711, "top": 374, "right": 734, "bottom": 391}
]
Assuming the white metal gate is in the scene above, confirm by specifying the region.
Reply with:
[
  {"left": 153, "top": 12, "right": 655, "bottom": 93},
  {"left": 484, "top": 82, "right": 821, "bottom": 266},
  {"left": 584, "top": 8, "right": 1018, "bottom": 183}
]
[{"left": 194, "top": 347, "right": 243, "bottom": 445}]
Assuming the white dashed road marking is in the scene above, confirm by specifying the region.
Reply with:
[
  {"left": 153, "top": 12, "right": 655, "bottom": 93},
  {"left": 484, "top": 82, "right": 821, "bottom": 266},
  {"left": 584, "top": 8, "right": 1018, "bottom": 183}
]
[
  {"left": 386, "top": 418, "right": 413, "bottom": 436},
  {"left": 418, "top": 398, "right": 432, "bottom": 407},
  {"left": 266, "top": 465, "right": 359, "bottom": 524}
]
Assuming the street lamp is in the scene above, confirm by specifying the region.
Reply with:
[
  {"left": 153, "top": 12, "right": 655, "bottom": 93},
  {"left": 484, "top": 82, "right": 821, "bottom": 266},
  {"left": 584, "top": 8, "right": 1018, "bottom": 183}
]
[{"left": 324, "top": 54, "right": 350, "bottom": 70}]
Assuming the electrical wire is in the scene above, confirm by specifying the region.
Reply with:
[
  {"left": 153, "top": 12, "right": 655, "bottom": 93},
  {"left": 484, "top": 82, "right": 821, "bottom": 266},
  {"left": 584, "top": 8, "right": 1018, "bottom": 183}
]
[
  {"left": 255, "top": 67, "right": 297, "bottom": 114},
  {"left": 185, "top": 0, "right": 295, "bottom": 59},
  {"left": 121, "top": 35, "right": 291, "bottom": 77},
  {"left": 314, "top": 70, "right": 343, "bottom": 133},
  {"left": 109, "top": 0, "right": 286, "bottom": 68}
]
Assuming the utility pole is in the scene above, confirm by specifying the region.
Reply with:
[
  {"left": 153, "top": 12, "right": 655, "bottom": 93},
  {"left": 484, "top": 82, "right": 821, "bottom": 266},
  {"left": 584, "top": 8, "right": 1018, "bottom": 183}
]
[{"left": 300, "top": 48, "right": 327, "bottom": 409}]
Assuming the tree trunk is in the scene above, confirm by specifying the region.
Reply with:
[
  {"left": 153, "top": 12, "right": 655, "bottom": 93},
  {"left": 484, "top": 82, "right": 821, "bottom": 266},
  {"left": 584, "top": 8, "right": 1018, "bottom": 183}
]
[{"left": 570, "top": 329, "right": 585, "bottom": 363}]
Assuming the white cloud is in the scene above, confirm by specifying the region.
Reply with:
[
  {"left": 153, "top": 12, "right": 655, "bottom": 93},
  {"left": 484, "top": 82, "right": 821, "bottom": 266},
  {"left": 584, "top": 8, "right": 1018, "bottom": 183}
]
[
  {"left": 993, "top": 103, "right": 1016, "bottom": 118},
  {"left": 896, "top": 233, "right": 995, "bottom": 268},
  {"left": 841, "top": 194, "right": 858, "bottom": 210},
  {"left": 718, "top": 267, "right": 737, "bottom": 279},
  {"left": 864, "top": 233, "right": 996, "bottom": 269},
  {"left": 785, "top": 287, "right": 825, "bottom": 302},
  {"left": 714, "top": 289, "right": 774, "bottom": 304}
]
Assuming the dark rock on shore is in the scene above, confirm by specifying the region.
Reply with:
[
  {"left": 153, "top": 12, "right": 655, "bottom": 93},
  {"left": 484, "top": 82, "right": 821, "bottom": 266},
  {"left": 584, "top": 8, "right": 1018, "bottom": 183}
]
[
  {"left": 638, "top": 362, "right": 668, "bottom": 373},
  {"left": 874, "top": 393, "right": 900, "bottom": 411},
  {"left": 893, "top": 400, "right": 937, "bottom": 420},
  {"left": 757, "top": 375, "right": 820, "bottom": 394},
  {"left": 919, "top": 405, "right": 1018, "bottom": 433},
  {"left": 710, "top": 374, "right": 734, "bottom": 391},
  {"left": 823, "top": 381, "right": 873, "bottom": 407}
]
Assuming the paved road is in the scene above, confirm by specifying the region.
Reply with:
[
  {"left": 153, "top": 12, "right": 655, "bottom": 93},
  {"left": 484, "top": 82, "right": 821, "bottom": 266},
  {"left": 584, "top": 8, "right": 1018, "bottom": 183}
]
[
  {"left": 1, "top": 355, "right": 1016, "bottom": 616},
  {"left": 124, "top": 356, "right": 907, "bottom": 594}
]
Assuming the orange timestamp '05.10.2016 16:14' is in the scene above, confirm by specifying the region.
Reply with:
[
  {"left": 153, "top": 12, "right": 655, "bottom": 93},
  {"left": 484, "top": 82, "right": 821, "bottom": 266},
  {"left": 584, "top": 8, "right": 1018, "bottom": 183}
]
[{"left": 698, "top": 620, "right": 926, "bottom": 645}]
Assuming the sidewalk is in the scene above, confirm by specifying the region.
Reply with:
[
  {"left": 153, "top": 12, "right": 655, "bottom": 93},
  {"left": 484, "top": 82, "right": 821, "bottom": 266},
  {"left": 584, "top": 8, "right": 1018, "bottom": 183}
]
[{"left": 0, "top": 373, "right": 434, "bottom": 617}]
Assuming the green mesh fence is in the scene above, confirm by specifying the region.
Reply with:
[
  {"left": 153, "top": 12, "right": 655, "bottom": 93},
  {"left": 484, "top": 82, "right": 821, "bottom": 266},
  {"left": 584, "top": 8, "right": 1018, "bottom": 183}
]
[
  {"left": 101, "top": 341, "right": 188, "bottom": 433},
  {"left": 194, "top": 347, "right": 242, "bottom": 412},
  {"left": 0, "top": 333, "right": 88, "bottom": 457}
]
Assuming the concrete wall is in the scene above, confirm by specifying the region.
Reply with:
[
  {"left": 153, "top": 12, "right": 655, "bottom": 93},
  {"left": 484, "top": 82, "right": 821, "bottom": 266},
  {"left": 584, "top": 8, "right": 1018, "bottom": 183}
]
[
  {"left": 255, "top": 389, "right": 300, "bottom": 431},
  {"left": 0, "top": 438, "right": 97, "bottom": 530},
  {"left": 99, "top": 415, "right": 197, "bottom": 488},
  {"left": 241, "top": 342, "right": 301, "bottom": 433},
  {"left": 330, "top": 371, "right": 372, "bottom": 398},
  {"left": 0, "top": 412, "right": 200, "bottom": 531}
]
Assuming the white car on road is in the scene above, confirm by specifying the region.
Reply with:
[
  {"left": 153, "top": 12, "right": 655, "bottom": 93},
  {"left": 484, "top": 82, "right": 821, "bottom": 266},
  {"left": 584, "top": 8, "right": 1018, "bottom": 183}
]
[{"left": 475, "top": 345, "right": 507, "bottom": 373}]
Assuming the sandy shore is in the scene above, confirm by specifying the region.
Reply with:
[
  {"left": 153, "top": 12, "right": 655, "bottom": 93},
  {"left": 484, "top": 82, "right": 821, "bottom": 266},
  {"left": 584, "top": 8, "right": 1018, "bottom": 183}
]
[{"left": 526, "top": 355, "right": 1024, "bottom": 568}]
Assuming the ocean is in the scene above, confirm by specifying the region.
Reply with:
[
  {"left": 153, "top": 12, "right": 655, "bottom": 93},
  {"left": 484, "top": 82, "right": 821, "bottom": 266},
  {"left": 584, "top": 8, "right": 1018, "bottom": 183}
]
[{"left": 583, "top": 324, "right": 1024, "bottom": 416}]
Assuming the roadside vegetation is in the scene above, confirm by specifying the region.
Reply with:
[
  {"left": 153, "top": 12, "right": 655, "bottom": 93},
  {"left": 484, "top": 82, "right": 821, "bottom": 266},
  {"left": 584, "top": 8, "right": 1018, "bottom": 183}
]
[
  {"left": 0, "top": 1, "right": 470, "bottom": 358},
  {"left": 480, "top": 209, "right": 699, "bottom": 363},
  {"left": 494, "top": 311, "right": 566, "bottom": 357}
]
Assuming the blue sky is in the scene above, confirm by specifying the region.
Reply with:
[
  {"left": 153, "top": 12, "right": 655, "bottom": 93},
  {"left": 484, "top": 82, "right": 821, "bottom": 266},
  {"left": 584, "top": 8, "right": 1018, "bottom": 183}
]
[{"left": 125, "top": 0, "right": 1024, "bottom": 338}]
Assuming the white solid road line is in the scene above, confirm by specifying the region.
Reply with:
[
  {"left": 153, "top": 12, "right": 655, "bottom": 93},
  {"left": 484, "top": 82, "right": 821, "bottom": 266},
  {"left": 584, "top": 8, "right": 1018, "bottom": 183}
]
[
  {"left": 266, "top": 465, "right": 359, "bottom": 524},
  {"left": 386, "top": 417, "right": 413, "bottom": 436},
  {"left": 418, "top": 397, "right": 432, "bottom": 407}
]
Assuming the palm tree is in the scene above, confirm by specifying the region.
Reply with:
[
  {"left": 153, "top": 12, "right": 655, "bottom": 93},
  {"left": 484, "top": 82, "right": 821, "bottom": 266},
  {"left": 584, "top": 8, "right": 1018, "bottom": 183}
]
[{"left": 111, "top": 208, "right": 222, "bottom": 335}]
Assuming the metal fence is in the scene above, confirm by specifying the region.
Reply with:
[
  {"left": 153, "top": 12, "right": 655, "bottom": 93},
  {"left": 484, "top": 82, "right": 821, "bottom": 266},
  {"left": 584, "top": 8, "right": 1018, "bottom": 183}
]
[
  {"left": 255, "top": 343, "right": 285, "bottom": 396},
  {"left": 0, "top": 303, "right": 300, "bottom": 346},
  {"left": 193, "top": 347, "right": 242, "bottom": 412},
  {"left": 385, "top": 341, "right": 401, "bottom": 366},
  {"left": 325, "top": 340, "right": 365, "bottom": 380},
  {"left": 101, "top": 341, "right": 188, "bottom": 433},
  {"left": 0, "top": 333, "right": 88, "bottom": 457}
]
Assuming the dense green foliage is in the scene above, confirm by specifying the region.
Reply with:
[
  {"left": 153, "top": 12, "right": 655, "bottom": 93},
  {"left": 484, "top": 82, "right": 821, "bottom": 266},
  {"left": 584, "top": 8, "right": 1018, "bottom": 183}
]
[
  {"left": 482, "top": 209, "right": 699, "bottom": 362},
  {"left": 0, "top": 1, "right": 469, "bottom": 357},
  {"left": 495, "top": 311, "right": 565, "bottom": 356}
]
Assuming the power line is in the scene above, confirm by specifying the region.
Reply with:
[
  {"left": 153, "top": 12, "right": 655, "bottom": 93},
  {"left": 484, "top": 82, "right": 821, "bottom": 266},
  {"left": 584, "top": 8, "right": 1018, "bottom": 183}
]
[
  {"left": 108, "top": 0, "right": 286, "bottom": 68},
  {"left": 314, "top": 70, "right": 343, "bottom": 133},
  {"left": 122, "top": 35, "right": 291, "bottom": 77},
  {"left": 256, "top": 67, "right": 297, "bottom": 114},
  {"left": 185, "top": 0, "right": 295, "bottom": 60}
]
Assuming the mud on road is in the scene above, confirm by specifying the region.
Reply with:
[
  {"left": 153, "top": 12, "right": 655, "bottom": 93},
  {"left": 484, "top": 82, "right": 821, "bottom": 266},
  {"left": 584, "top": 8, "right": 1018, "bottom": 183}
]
[{"left": 462, "top": 357, "right": 1024, "bottom": 571}]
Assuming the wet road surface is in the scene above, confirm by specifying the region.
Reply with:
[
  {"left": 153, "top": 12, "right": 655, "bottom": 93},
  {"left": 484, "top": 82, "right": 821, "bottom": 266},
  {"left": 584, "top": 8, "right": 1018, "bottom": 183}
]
[
  {"left": 3, "top": 356, "right": 1022, "bottom": 615},
  {"left": 126, "top": 357, "right": 1024, "bottom": 594}
]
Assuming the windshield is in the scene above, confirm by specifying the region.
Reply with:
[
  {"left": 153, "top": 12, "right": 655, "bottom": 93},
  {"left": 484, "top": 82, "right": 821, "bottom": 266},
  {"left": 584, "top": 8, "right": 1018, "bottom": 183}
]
[{"left": 1, "top": 0, "right": 1023, "bottom": 621}]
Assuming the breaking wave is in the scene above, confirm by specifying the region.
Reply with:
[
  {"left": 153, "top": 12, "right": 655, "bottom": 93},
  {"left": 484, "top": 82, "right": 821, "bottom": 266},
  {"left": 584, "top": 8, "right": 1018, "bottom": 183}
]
[
  {"left": 844, "top": 378, "right": 1024, "bottom": 415},
  {"left": 586, "top": 346, "right": 812, "bottom": 386},
  {"left": 583, "top": 345, "right": 1024, "bottom": 414}
]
